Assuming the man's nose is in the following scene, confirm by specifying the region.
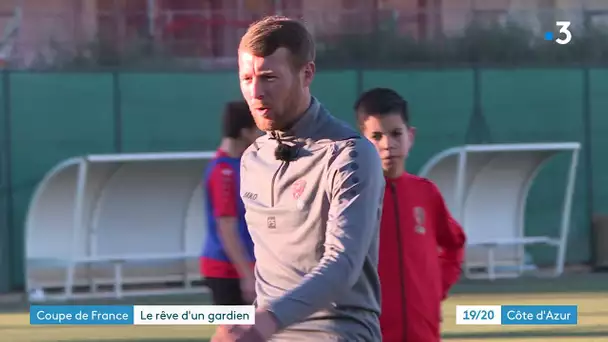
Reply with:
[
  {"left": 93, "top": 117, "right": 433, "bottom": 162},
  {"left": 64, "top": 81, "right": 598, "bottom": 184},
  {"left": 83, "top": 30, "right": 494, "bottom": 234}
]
[{"left": 251, "top": 78, "right": 265, "bottom": 99}]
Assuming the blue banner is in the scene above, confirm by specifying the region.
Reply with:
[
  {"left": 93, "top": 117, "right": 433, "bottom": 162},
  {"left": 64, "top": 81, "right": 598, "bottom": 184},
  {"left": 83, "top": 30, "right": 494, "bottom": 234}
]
[
  {"left": 30, "top": 305, "right": 134, "bottom": 325},
  {"left": 501, "top": 305, "right": 577, "bottom": 325},
  {"left": 29, "top": 305, "right": 255, "bottom": 325}
]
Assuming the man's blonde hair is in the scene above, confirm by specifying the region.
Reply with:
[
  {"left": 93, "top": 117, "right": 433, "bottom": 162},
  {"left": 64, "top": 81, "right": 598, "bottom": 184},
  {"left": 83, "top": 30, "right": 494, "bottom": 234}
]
[{"left": 239, "top": 15, "right": 315, "bottom": 70}]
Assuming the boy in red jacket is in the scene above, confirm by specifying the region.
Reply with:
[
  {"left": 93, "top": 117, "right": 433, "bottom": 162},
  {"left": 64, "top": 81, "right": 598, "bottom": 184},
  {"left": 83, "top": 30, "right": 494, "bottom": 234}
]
[{"left": 355, "top": 88, "right": 466, "bottom": 342}]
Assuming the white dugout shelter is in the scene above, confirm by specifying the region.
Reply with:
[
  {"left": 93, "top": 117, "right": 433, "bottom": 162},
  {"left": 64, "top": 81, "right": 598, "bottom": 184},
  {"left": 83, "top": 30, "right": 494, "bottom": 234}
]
[
  {"left": 26, "top": 152, "right": 217, "bottom": 300},
  {"left": 418, "top": 142, "right": 581, "bottom": 281}
]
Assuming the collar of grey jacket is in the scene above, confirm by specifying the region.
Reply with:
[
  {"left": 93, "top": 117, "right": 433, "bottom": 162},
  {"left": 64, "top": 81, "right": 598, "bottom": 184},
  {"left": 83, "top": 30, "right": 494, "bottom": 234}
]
[{"left": 269, "top": 96, "right": 321, "bottom": 142}]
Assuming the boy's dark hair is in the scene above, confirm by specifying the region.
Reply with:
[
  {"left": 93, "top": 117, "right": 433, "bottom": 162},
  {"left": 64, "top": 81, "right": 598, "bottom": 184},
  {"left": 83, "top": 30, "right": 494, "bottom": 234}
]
[
  {"left": 354, "top": 88, "right": 410, "bottom": 127},
  {"left": 222, "top": 101, "right": 255, "bottom": 139},
  {"left": 239, "top": 15, "right": 315, "bottom": 70}
]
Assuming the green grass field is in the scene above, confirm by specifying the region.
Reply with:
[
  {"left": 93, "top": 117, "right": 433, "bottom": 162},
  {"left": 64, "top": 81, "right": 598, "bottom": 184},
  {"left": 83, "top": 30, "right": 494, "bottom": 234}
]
[{"left": 2, "top": 273, "right": 608, "bottom": 342}]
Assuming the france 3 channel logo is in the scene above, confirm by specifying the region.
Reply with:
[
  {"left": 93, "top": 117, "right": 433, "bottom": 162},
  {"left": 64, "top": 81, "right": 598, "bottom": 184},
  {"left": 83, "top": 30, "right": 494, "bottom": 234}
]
[{"left": 544, "top": 21, "right": 572, "bottom": 45}]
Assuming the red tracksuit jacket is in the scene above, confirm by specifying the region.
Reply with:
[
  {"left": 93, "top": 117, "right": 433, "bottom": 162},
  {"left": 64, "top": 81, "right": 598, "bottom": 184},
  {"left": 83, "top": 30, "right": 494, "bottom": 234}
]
[{"left": 379, "top": 173, "right": 466, "bottom": 342}]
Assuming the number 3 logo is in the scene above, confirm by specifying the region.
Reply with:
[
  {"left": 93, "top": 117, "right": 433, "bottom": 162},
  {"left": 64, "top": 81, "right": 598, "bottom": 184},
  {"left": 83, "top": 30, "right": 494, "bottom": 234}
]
[{"left": 556, "top": 21, "right": 572, "bottom": 45}]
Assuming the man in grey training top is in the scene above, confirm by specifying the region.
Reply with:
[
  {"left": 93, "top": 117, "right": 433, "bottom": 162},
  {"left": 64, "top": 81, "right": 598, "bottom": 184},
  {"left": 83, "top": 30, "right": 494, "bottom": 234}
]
[{"left": 212, "top": 16, "right": 385, "bottom": 342}]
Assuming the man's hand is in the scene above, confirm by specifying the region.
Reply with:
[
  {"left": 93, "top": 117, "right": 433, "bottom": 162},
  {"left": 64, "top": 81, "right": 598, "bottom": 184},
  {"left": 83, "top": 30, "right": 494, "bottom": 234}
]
[
  {"left": 210, "top": 309, "right": 279, "bottom": 342},
  {"left": 240, "top": 275, "right": 256, "bottom": 304}
]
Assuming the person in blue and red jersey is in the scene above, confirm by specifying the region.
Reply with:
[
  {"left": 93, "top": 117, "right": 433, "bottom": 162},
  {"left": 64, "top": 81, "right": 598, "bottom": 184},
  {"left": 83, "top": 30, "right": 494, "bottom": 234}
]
[
  {"left": 355, "top": 88, "right": 467, "bottom": 342},
  {"left": 201, "top": 100, "right": 261, "bottom": 306}
]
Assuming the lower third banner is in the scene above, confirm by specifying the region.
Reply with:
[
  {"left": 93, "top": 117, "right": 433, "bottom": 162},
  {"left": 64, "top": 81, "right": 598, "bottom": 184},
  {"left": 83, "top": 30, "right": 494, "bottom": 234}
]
[
  {"left": 455, "top": 305, "right": 578, "bottom": 325},
  {"left": 30, "top": 305, "right": 255, "bottom": 325}
]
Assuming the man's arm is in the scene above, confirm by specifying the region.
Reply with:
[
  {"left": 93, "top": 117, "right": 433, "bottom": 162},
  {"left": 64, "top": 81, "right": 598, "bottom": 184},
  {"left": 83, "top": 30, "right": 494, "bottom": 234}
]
[
  {"left": 209, "top": 164, "right": 254, "bottom": 280},
  {"left": 431, "top": 183, "right": 466, "bottom": 300},
  {"left": 264, "top": 139, "right": 385, "bottom": 330}
]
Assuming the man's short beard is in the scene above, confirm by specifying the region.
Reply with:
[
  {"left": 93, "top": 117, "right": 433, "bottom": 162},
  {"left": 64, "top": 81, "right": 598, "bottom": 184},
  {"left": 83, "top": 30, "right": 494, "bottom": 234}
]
[{"left": 256, "top": 80, "right": 304, "bottom": 132}]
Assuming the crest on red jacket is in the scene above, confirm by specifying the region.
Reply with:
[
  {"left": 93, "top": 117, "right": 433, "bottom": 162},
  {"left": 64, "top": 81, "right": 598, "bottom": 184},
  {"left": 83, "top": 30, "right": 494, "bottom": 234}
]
[
  {"left": 292, "top": 179, "right": 306, "bottom": 200},
  {"left": 414, "top": 206, "right": 426, "bottom": 234}
]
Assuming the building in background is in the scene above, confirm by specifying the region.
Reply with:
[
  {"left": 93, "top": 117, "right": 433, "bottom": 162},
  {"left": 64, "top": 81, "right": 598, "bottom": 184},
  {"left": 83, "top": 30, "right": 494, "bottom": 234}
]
[{"left": 1, "top": 0, "right": 608, "bottom": 68}]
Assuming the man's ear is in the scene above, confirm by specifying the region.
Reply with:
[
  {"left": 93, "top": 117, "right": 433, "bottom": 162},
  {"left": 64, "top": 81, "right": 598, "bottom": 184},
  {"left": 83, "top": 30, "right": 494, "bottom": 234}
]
[{"left": 302, "top": 62, "right": 315, "bottom": 87}]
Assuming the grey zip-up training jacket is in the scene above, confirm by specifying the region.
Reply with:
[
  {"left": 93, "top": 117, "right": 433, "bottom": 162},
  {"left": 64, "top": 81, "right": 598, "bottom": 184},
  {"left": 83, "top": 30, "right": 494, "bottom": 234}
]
[{"left": 240, "top": 97, "right": 385, "bottom": 341}]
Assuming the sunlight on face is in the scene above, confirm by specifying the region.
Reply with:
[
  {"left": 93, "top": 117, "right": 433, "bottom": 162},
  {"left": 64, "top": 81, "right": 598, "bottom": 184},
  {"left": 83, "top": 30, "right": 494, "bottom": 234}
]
[{"left": 238, "top": 48, "right": 301, "bottom": 131}]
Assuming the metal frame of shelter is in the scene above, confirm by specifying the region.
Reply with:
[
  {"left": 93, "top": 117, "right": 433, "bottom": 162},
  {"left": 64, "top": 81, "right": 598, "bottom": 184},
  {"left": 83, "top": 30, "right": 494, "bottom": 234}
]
[
  {"left": 418, "top": 142, "right": 581, "bottom": 281},
  {"left": 26, "top": 151, "right": 217, "bottom": 301}
]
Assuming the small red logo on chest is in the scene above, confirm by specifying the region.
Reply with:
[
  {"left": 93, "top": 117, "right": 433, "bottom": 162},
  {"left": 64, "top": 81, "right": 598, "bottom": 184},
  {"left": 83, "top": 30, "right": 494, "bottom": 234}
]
[
  {"left": 292, "top": 179, "right": 306, "bottom": 200},
  {"left": 413, "top": 206, "right": 426, "bottom": 234}
]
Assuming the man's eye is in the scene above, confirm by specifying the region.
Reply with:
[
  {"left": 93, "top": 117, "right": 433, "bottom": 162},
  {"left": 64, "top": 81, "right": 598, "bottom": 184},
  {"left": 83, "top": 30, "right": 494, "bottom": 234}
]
[
  {"left": 391, "top": 131, "right": 403, "bottom": 137},
  {"left": 371, "top": 133, "right": 383, "bottom": 141}
]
